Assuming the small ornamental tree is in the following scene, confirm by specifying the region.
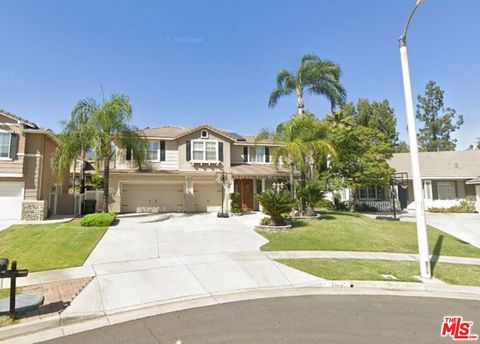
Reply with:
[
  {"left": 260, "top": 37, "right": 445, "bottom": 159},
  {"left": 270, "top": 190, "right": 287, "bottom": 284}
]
[
  {"left": 256, "top": 190, "right": 294, "bottom": 226},
  {"left": 298, "top": 182, "right": 324, "bottom": 216}
]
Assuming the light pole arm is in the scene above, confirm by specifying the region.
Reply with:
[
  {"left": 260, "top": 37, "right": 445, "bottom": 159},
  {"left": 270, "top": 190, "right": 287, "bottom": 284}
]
[{"left": 399, "top": 1, "right": 423, "bottom": 47}]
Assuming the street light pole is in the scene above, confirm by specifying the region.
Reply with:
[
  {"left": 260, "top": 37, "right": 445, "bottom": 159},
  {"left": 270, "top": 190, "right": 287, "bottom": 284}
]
[{"left": 399, "top": 0, "right": 431, "bottom": 279}]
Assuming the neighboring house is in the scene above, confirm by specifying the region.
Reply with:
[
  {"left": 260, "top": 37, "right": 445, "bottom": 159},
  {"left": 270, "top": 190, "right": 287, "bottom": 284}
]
[
  {"left": 352, "top": 151, "right": 480, "bottom": 211},
  {"left": 108, "top": 124, "right": 289, "bottom": 213},
  {"left": 0, "top": 109, "right": 69, "bottom": 220}
]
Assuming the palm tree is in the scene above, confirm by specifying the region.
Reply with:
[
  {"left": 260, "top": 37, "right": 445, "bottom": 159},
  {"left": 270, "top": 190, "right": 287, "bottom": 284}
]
[
  {"left": 52, "top": 94, "right": 147, "bottom": 213},
  {"left": 257, "top": 113, "right": 336, "bottom": 202},
  {"left": 268, "top": 53, "right": 346, "bottom": 114}
]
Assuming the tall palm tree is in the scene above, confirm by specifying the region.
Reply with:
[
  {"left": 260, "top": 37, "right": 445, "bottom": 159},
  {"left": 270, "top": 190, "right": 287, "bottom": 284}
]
[
  {"left": 52, "top": 94, "right": 147, "bottom": 213},
  {"left": 268, "top": 53, "right": 346, "bottom": 114}
]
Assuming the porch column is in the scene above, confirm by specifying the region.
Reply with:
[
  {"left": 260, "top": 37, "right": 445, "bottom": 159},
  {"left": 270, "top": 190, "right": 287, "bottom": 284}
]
[
  {"left": 259, "top": 178, "right": 266, "bottom": 212},
  {"left": 185, "top": 177, "right": 194, "bottom": 213},
  {"left": 476, "top": 185, "right": 480, "bottom": 213}
]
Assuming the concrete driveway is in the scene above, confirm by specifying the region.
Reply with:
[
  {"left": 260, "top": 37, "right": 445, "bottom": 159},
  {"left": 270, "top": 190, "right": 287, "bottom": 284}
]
[
  {"left": 64, "top": 213, "right": 326, "bottom": 318},
  {"left": 425, "top": 213, "right": 480, "bottom": 248}
]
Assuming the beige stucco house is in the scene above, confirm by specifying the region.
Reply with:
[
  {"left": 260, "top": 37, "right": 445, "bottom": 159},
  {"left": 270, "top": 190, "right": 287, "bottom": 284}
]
[
  {"left": 0, "top": 109, "right": 69, "bottom": 220},
  {"left": 108, "top": 124, "right": 289, "bottom": 213},
  {"left": 352, "top": 151, "right": 480, "bottom": 212}
]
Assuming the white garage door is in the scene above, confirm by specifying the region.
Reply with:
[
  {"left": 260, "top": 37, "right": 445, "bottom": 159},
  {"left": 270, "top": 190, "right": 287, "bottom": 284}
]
[
  {"left": 194, "top": 184, "right": 222, "bottom": 212},
  {"left": 121, "top": 184, "right": 184, "bottom": 213},
  {"left": 0, "top": 182, "right": 24, "bottom": 220}
]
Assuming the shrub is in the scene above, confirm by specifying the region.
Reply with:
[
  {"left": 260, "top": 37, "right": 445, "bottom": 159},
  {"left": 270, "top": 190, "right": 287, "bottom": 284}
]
[
  {"left": 256, "top": 190, "right": 294, "bottom": 226},
  {"left": 230, "top": 192, "right": 242, "bottom": 213},
  {"left": 317, "top": 198, "right": 334, "bottom": 210},
  {"left": 333, "top": 192, "right": 349, "bottom": 211},
  {"left": 81, "top": 213, "right": 116, "bottom": 227},
  {"left": 260, "top": 216, "right": 271, "bottom": 225},
  {"left": 428, "top": 199, "right": 475, "bottom": 213},
  {"left": 357, "top": 203, "right": 379, "bottom": 213},
  {"left": 298, "top": 182, "right": 324, "bottom": 216}
]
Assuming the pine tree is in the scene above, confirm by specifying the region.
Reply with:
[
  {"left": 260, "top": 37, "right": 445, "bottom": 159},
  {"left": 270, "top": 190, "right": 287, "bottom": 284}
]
[{"left": 416, "top": 81, "right": 463, "bottom": 151}]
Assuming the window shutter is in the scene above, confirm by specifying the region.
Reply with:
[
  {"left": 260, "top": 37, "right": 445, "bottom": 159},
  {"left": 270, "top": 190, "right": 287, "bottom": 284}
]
[
  {"left": 126, "top": 147, "right": 132, "bottom": 161},
  {"left": 186, "top": 140, "right": 191, "bottom": 161},
  {"left": 10, "top": 133, "right": 19, "bottom": 160},
  {"left": 218, "top": 142, "right": 224, "bottom": 162},
  {"left": 243, "top": 146, "right": 248, "bottom": 162},
  {"left": 265, "top": 147, "right": 270, "bottom": 163},
  {"left": 160, "top": 140, "right": 166, "bottom": 161}
]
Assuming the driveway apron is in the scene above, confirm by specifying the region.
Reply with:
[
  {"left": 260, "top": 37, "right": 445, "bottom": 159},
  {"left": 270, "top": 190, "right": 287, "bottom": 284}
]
[{"left": 64, "top": 213, "right": 326, "bottom": 318}]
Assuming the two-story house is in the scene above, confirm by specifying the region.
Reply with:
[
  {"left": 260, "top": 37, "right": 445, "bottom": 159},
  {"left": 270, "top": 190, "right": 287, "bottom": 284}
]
[
  {"left": 0, "top": 109, "right": 69, "bottom": 220},
  {"left": 109, "top": 124, "right": 289, "bottom": 213}
]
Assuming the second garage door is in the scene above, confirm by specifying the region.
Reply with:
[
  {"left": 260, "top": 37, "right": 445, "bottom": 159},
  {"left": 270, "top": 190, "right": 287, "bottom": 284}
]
[
  {"left": 121, "top": 184, "right": 184, "bottom": 213},
  {"left": 194, "top": 184, "right": 222, "bottom": 212}
]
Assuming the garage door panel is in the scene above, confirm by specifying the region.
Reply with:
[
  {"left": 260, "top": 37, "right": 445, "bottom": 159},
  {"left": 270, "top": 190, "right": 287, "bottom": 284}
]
[
  {"left": 121, "top": 184, "right": 184, "bottom": 213},
  {"left": 0, "top": 182, "right": 24, "bottom": 220},
  {"left": 194, "top": 184, "right": 222, "bottom": 212}
]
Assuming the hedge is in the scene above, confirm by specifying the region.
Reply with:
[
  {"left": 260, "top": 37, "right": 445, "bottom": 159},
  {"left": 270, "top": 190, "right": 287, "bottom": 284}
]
[{"left": 80, "top": 213, "right": 116, "bottom": 227}]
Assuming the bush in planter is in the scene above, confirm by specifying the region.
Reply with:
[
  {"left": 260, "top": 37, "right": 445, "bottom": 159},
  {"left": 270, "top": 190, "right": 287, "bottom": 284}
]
[
  {"left": 298, "top": 182, "right": 324, "bottom": 216},
  {"left": 81, "top": 213, "right": 116, "bottom": 227},
  {"left": 230, "top": 192, "right": 242, "bottom": 213},
  {"left": 256, "top": 190, "right": 294, "bottom": 226}
]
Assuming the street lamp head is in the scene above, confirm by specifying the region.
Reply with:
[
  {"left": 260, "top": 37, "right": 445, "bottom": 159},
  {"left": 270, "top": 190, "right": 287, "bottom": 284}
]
[{"left": 416, "top": 0, "right": 425, "bottom": 5}]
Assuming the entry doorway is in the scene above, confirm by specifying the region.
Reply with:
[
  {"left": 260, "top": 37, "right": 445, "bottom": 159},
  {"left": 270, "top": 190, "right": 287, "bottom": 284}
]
[{"left": 234, "top": 179, "right": 254, "bottom": 211}]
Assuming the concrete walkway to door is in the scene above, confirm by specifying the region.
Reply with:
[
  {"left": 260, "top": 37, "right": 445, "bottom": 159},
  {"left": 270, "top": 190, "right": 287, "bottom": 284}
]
[{"left": 62, "top": 213, "right": 327, "bottom": 318}]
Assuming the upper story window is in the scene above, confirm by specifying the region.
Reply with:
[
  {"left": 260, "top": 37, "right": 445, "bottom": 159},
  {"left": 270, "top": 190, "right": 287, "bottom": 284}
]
[
  {"left": 191, "top": 140, "right": 218, "bottom": 162},
  {"left": 200, "top": 130, "right": 208, "bottom": 139},
  {"left": 244, "top": 146, "right": 271, "bottom": 164},
  {"left": 146, "top": 140, "right": 166, "bottom": 162},
  {"left": 0, "top": 132, "right": 12, "bottom": 159}
]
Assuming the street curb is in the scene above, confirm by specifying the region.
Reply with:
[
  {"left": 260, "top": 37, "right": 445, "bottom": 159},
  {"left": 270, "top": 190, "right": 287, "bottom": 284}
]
[{"left": 2, "top": 281, "right": 480, "bottom": 343}]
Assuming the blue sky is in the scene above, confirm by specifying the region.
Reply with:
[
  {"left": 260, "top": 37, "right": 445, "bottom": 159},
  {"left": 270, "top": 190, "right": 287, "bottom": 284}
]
[{"left": 0, "top": 0, "right": 478, "bottom": 149}]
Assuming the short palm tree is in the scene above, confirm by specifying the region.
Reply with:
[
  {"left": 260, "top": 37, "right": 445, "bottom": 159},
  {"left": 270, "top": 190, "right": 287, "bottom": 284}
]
[
  {"left": 51, "top": 94, "right": 147, "bottom": 213},
  {"left": 256, "top": 190, "right": 294, "bottom": 226},
  {"left": 268, "top": 53, "right": 346, "bottom": 114},
  {"left": 297, "top": 182, "right": 324, "bottom": 216}
]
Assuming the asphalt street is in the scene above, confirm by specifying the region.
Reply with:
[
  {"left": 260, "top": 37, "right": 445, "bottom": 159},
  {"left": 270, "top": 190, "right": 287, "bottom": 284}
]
[{"left": 42, "top": 295, "right": 480, "bottom": 343}]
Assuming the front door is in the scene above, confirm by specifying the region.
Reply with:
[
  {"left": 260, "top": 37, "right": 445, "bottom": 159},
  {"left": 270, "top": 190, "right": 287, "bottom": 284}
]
[{"left": 234, "top": 179, "right": 254, "bottom": 211}]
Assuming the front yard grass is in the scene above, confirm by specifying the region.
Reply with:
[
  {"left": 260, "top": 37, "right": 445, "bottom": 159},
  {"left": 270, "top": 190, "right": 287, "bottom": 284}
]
[
  {"left": 278, "top": 258, "right": 480, "bottom": 286},
  {"left": 0, "top": 220, "right": 107, "bottom": 272},
  {"left": 259, "top": 212, "right": 480, "bottom": 258}
]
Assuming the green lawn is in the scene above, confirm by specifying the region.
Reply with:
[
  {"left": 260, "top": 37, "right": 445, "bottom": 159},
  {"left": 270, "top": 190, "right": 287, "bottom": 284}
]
[
  {"left": 278, "top": 258, "right": 480, "bottom": 286},
  {"left": 259, "top": 212, "right": 480, "bottom": 258},
  {"left": 0, "top": 220, "right": 107, "bottom": 272}
]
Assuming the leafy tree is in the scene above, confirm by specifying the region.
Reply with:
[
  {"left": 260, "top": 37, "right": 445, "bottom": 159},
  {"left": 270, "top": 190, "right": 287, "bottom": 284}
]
[
  {"left": 327, "top": 101, "right": 394, "bottom": 211},
  {"left": 256, "top": 190, "right": 294, "bottom": 226},
  {"left": 394, "top": 140, "right": 410, "bottom": 153},
  {"left": 268, "top": 53, "right": 346, "bottom": 114},
  {"left": 416, "top": 81, "right": 464, "bottom": 151},
  {"left": 356, "top": 99, "right": 398, "bottom": 146},
  {"left": 51, "top": 94, "right": 147, "bottom": 213}
]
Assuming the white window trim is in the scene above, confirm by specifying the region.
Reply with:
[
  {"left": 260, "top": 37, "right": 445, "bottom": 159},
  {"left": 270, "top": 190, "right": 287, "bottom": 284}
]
[
  {"left": 359, "top": 186, "right": 381, "bottom": 200},
  {"left": 0, "top": 130, "right": 12, "bottom": 160},
  {"left": 146, "top": 140, "right": 161, "bottom": 162},
  {"left": 244, "top": 146, "right": 272, "bottom": 165},
  {"left": 191, "top": 139, "right": 219, "bottom": 163}
]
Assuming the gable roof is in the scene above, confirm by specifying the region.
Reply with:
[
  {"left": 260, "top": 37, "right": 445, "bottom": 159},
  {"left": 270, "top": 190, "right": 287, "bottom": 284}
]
[
  {"left": 389, "top": 151, "right": 480, "bottom": 179},
  {"left": 139, "top": 124, "right": 283, "bottom": 145},
  {"left": 0, "top": 109, "right": 38, "bottom": 129}
]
